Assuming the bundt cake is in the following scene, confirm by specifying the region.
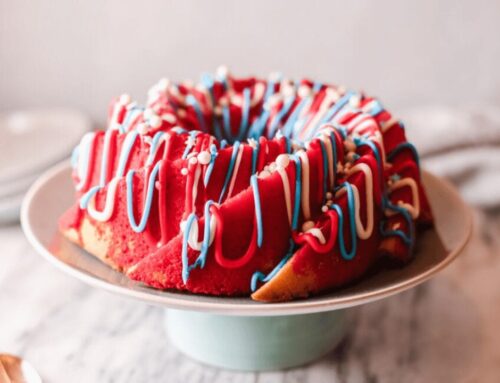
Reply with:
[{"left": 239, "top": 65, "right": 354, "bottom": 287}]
[{"left": 59, "top": 67, "right": 433, "bottom": 302}]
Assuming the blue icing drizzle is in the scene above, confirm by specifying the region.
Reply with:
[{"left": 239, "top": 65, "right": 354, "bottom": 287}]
[
  {"left": 120, "top": 106, "right": 144, "bottom": 134},
  {"left": 182, "top": 131, "right": 200, "bottom": 159},
  {"left": 186, "top": 95, "right": 207, "bottom": 132},
  {"left": 146, "top": 131, "right": 166, "bottom": 166},
  {"left": 264, "top": 75, "right": 280, "bottom": 102},
  {"left": 250, "top": 175, "right": 264, "bottom": 248},
  {"left": 222, "top": 105, "right": 233, "bottom": 141},
  {"left": 250, "top": 239, "right": 295, "bottom": 292},
  {"left": 200, "top": 73, "right": 215, "bottom": 102},
  {"left": 234, "top": 88, "right": 252, "bottom": 142},
  {"left": 328, "top": 131, "right": 339, "bottom": 176},
  {"left": 281, "top": 96, "right": 310, "bottom": 138},
  {"left": 380, "top": 198, "right": 415, "bottom": 249},
  {"left": 251, "top": 140, "right": 260, "bottom": 175},
  {"left": 319, "top": 140, "right": 328, "bottom": 199},
  {"left": 319, "top": 91, "right": 354, "bottom": 126},
  {"left": 79, "top": 185, "right": 101, "bottom": 209},
  {"left": 387, "top": 142, "right": 421, "bottom": 170},
  {"left": 353, "top": 137, "right": 383, "bottom": 177},
  {"left": 181, "top": 200, "right": 216, "bottom": 283},
  {"left": 218, "top": 141, "right": 241, "bottom": 203},
  {"left": 249, "top": 108, "right": 271, "bottom": 139},
  {"left": 268, "top": 94, "right": 296, "bottom": 138},
  {"left": 126, "top": 161, "right": 161, "bottom": 233},
  {"left": 312, "top": 81, "right": 323, "bottom": 92},
  {"left": 367, "top": 100, "right": 384, "bottom": 117},
  {"left": 331, "top": 182, "right": 357, "bottom": 260},
  {"left": 203, "top": 144, "right": 218, "bottom": 186},
  {"left": 116, "top": 131, "right": 139, "bottom": 178},
  {"left": 290, "top": 155, "right": 302, "bottom": 231}
]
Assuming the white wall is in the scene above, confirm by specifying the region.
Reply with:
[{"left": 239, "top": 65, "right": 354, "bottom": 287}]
[{"left": 1, "top": 0, "right": 499, "bottom": 122}]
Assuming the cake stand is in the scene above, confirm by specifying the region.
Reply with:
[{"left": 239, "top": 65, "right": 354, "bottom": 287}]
[{"left": 21, "top": 161, "right": 472, "bottom": 371}]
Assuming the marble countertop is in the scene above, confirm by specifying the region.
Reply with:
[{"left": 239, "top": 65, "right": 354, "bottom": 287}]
[{"left": 1, "top": 209, "right": 499, "bottom": 383}]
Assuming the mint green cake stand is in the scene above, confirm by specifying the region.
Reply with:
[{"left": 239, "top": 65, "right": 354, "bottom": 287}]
[
  {"left": 165, "top": 309, "right": 346, "bottom": 370},
  {"left": 22, "top": 164, "right": 472, "bottom": 371}
]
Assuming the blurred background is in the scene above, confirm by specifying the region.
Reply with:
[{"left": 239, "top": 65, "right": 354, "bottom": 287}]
[{"left": 1, "top": 0, "right": 499, "bottom": 119}]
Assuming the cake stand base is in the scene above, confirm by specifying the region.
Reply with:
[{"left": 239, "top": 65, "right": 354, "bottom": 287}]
[{"left": 165, "top": 309, "right": 346, "bottom": 371}]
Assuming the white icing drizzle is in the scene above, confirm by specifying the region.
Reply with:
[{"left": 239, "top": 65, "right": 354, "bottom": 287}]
[
  {"left": 277, "top": 168, "right": 292, "bottom": 226},
  {"left": 182, "top": 214, "right": 217, "bottom": 251},
  {"left": 191, "top": 164, "right": 202, "bottom": 213},
  {"left": 86, "top": 178, "right": 120, "bottom": 221},
  {"left": 305, "top": 227, "right": 326, "bottom": 244},
  {"left": 387, "top": 177, "right": 420, "bottom": 219},
  {"left": 75, "top": 132, "right": 96, "bottom": 191},
  {"left": 380, "top": 117, "right": 399, "bottom": 133},
  {"left": 335, "top": 162, "right": 374, "bottom": 240},
  {"left": 319, "top": 129, "right": 335, "bottom": 190},
  {"left": 226, "top": 144, "right": 244, "bottom": 199}
]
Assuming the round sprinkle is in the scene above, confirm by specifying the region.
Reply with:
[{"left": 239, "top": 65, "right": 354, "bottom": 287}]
[
  {"left": 162, "top": 113, "right": 176, "bottom": 124},
  {"left": 302, "top": 220, "right": 315, "bottom": 232},
  {"left": 344, "top": 139, "right": 356, "bottom": 152},
  {"left": 259, "top": 170, "right": 271, "bottom": 178},
  {"left": 137, "top": 123, "right": 148, "bottom": 135},
  {"left": 119, "top": 94, "right": 131, "bottom": 105},
  {"left": 181, "top": 168, "right": 188, "bottom": 176},
  {"left": 189, "top": 157, "right": 198, "bottom": 165},
  {"left": 155, "top": 181, "right": 161, "bottom": 190},
  {"left": 276, "top": 154, "right": 290, "bottom": 169},
  {"left": 158, "top": 78, "right": 170, "bottom": 91},
  {"left": 321, "top": 205, "right": 328, "bottom": 213},
  {"left": 298, "top": 85, "right": 311, "bottom": 98},
  {"left": 143, "top": 108, "right": 154, "bottom": 119},
  {"left": 149, "top": 115, "right": 162, "bottom": 128},
  {"left": 326, "top": 192, "right": 333, "bottom": 199},
  {"left": 197, "top": 151, "right": 211, "bottom": 165}
]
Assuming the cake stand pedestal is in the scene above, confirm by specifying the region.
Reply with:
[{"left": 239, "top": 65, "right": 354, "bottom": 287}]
[{"left": 165, "top": 309, "right": 346, "bottom": 370}]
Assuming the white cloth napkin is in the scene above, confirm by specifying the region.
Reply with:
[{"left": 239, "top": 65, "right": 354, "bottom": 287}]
[{"left": 401, "top": 106, "right": 500, "bottom": 209}]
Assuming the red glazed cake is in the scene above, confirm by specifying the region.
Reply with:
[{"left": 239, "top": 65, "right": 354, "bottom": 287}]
[{"left": 59, "top": 67, "right": 433, "bottom": 302}]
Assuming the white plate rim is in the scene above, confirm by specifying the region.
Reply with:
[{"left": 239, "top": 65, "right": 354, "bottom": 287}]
[{"left": 21, "top": 161, "right": 473, "bottom": 316}]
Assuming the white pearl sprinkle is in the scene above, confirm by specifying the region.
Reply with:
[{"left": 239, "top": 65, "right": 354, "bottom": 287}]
[
  {"left": 197, "top": 151, "right": 211, "bottom": 165},
  {"left": 349, "top": 95, "right": 361, "bottom": 108},
  {"left": 158, "top": 78, "right": 170, "bottom": 91},
  {"left": 119, "top": 94, "right": 131, "bottom": 105},
  {"left": 162, "top": 113, "right": 176, "bottom": 124},
  {"left": 276, "top": 154, "right": 290, "bottom": 169},
  {"left": 189, "top": 157, "right": 198, "bottom": 165},
  {"left": 344, "top": 139, "right": 356, "bottom": 152},
  {"left": 298, "top": 85, "right": 311, "bottom": 98},
  {"left": 302, "top": 220, "right": 315, "bottom": 232},
  {"left": 322, "top": 205, "right": 328, "bottom": 213},
  {"left": 177, "top": 109, "right": 187, "bottom": 118},
  {"left": 181, "top": 168, "right": 188, "bottom": 176},
  {"left": 143, "top": 108, "right": 154, "bottom": 119},
  {"left": 137, "top": 123, "right": 148, "bottom": 135},
  {"left": 216, "top": 65, "right": 229, "bottom": 78},
  {"left": 325, "top": 192, "right": 333, "bottom": 200},
  {"left": 259, "top": 170, "right": 271, "bottom": 178},
  {"left": 149, "top": 115, "right": 162, "bottom": 128}
]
